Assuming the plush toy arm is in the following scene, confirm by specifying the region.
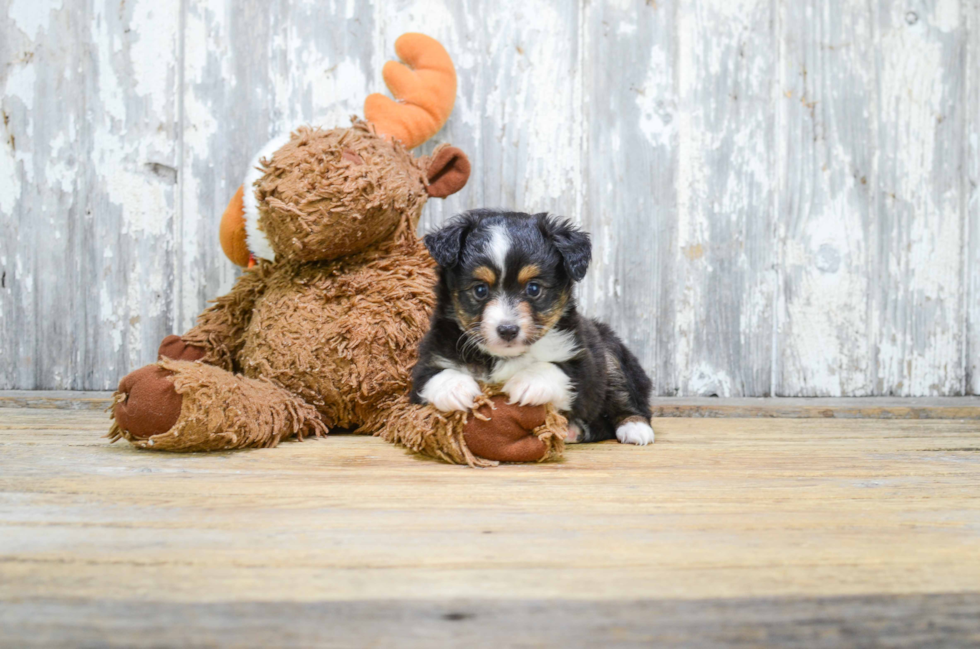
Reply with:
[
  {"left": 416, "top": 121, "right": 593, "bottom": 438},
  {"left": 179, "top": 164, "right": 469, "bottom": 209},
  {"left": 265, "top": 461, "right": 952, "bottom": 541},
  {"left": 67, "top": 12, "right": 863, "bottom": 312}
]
[
  {"left": 367, "top": 389, "right": 567, "bottom": 467},
  {"left": 180, "top": 263, "right": 271, "bottom": 372},
  {"left": 109, "top": 358, "right": 326, "bottom": 451}
]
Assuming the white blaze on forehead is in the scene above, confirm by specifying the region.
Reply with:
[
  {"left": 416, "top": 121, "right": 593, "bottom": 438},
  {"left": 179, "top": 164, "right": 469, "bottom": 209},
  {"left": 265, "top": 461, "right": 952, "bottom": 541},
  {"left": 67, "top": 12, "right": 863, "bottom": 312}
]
[{"left": 483, "top": 225, "right": 511, "bottom": 282}]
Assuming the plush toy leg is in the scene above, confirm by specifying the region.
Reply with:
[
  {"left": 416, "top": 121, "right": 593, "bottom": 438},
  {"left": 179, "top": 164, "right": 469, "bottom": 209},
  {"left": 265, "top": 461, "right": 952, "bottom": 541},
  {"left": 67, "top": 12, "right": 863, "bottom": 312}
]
[
  {"left": 109, "top": 359, "right": 326, "bottom": 452},
  {"left": 369, "top": 389, "right": 567, "bottom": 467}
]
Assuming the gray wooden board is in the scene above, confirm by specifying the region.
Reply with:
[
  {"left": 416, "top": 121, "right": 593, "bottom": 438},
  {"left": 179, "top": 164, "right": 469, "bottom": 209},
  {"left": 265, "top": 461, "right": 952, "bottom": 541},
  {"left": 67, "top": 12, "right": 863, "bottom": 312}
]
[
  {"left": 2, "top": 594, "right": 979, "bottom": 649},
  {"left": 2, "top": 0, "right": 978, "bottom": 397},
  {"left": 776, "top": 0, "right": 879, "bottom": 397},
  {"left": 3, "top": 411, "right": 980, "bottom": 646},
  {"left": 6, "top": 391, "right": 980, "bottom": 419},
  {"left": 966, "top": 0, "right": 980, "bottom": 395}
]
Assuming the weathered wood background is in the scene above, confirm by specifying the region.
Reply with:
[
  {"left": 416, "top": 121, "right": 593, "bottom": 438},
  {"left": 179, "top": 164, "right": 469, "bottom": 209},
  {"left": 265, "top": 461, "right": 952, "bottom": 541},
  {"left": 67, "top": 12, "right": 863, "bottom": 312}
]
[{"left": 1, "top": 0, "right": 977, "bottom": 396}]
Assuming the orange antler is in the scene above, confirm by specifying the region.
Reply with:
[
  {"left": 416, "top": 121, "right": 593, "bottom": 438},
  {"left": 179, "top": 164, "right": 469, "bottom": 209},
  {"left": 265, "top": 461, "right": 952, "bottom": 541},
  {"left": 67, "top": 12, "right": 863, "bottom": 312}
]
[{"left": 364, "top": 33, "right": 456, "bottom": 149}]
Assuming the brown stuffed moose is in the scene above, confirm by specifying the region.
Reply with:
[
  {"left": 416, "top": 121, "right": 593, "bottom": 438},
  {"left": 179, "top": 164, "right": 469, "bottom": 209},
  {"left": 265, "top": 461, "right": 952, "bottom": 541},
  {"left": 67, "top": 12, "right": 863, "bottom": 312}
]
[{"left": 109, "top": 33, "right": 568, "bottom": 466}]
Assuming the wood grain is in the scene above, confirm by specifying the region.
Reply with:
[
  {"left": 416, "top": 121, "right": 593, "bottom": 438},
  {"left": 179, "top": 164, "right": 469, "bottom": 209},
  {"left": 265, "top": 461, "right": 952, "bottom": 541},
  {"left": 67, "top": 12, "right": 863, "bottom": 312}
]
[
  {"left": 3, "top": 409, "right": 980, "bottom": 604},
  {"left": 2, "top": 408, "right": 980, "bottom": 644},
  {"left": 8, "top": 391, "right": 980, "bottom": 419},
  {"left": 3, "top": 594, "right": 980, "bottom": 648},
  {"left": 1, "top": 0, "right": 181, "bottom": 390},
  {"left": 177, "top": 0, "right": 379, "bottom": 334},
  {"left": 671, "top": 0, "right": 776, "bottom": 397},
  {"left": 775, "top": 0, "right": 877, "bottom": 396},
  {"left": 966, "top": 0, "right": 980, "bottom": 395},
  {"left": 648, "top": 395, "right": 980, "bottom": 419},
  {"left": 2, "top": 1, "right": 980, "bottom": 397},
  {"left": 579, "top": 1, "right": 676, "bottom": 392},
  {"left": 872, "top": 1, "right": 968, "bottom": 396}
]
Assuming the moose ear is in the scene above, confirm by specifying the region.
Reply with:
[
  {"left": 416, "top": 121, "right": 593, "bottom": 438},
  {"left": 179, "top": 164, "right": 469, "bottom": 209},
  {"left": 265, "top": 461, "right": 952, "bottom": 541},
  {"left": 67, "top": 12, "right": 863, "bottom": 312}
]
[
  {"left": 425, "top": 146, "right": 471, "bottom": 198},
  {"left": 538, "top": 214, "right": 591, "bottom": 282},
  {"left": 424, "top": 211, "right": 480, "bottom": 268}
]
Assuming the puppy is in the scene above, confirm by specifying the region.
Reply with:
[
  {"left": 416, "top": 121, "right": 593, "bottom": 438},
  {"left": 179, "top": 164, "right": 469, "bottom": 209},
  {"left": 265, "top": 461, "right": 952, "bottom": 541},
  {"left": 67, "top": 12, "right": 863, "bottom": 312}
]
[{"left": 410, "top": 209, "right": 654, "bottom": 445}]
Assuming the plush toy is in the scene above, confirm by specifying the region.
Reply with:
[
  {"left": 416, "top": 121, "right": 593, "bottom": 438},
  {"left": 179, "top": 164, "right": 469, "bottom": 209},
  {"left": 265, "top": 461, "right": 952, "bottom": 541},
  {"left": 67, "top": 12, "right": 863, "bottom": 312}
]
[{"left": 108, "top": 34, "right": 567, "bottom": 466}]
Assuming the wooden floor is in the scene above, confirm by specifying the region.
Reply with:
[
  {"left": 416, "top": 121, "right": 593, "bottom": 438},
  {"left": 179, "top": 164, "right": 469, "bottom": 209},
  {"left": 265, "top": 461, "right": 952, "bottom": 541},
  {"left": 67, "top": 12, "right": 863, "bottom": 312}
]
[{"left": 2, "top": 405, "right": 980, "bottom": 647}]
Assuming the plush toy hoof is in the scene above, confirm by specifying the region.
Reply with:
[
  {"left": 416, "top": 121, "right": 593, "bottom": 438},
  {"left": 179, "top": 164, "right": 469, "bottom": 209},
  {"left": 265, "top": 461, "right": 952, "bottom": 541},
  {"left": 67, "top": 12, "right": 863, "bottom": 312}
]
[
  {"left": 463, "top": 396, "right": 549, "bottom": 463},
  {"left": 113, "top": 365, "right": 183, "bottom": 440},
  {"left": 157, "top": 334, "right": 207, "bottom": 362}
]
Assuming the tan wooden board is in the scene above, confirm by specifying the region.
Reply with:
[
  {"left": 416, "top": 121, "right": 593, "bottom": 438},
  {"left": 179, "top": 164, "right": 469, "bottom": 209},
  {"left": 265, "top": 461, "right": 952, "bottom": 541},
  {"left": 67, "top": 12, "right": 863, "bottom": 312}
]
[
  {"left": 3, "top": 407, "right": 980, "bottom": 645},
  {"left": 2, "top": 408, "right": 980, "bottom": 604},
  {"left": 0, "top": 391, "right": 117, "bottom": 411},
  {"left": 649, "top": 396, "right": 980, "bottom": 419}
]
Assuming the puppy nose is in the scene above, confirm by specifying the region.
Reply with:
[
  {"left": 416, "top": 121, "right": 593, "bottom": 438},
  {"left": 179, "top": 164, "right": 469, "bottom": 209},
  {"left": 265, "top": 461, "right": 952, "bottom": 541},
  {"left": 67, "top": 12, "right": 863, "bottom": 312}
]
[{"left": 496, "top": 324, "right": 520, "bottom": 342}]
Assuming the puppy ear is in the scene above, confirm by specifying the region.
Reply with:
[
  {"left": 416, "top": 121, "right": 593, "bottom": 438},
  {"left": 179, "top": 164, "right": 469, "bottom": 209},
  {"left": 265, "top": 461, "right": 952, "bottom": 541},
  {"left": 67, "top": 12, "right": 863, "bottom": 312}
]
[
  {"left": 424, "top": 212, "right": 479, "bottom": 268},
  {"left": 538, "top": 214, "right": 591, "bottom": 282}
]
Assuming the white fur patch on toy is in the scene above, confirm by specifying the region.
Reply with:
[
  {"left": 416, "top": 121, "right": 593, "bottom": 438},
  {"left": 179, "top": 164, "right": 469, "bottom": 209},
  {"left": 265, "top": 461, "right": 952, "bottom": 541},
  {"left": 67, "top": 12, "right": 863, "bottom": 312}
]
[{"left": 242, "top": 132, "right": 293, "bottom": 262}]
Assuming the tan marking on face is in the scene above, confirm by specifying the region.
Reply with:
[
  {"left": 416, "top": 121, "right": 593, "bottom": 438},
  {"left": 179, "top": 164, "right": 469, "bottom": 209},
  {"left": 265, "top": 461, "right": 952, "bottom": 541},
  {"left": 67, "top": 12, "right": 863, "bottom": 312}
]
[
  {"left": 516, "top": 301, "right": 534, "bottom": 339},
  {"left": 452, "top": 292, "right": 476, "bottom": 331},
  {"left": 472, "top": 266, "right": 496, "bottom": 284},
  {"left": 517, "top": 264, "right": 541, "bottom": 285},
  {"left": 534, "top": 291, "right": 569, "bottom": 335}
]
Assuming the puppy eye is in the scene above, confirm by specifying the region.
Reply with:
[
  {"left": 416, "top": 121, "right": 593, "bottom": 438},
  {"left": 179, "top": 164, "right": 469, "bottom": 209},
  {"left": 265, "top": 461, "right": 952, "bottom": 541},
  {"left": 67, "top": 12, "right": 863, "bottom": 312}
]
[
  {"left": 472, "top": 283, "right": 489, "bottom": 300},
  {"left": 525, "top": 281, "right": 542, "bottom": 298}
]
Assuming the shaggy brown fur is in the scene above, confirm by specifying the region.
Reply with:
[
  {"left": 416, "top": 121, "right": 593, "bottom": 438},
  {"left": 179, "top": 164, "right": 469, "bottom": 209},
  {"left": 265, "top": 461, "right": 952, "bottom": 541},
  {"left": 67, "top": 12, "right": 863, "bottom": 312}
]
[
  {"left": 109, "top": 359, "right": 326, "bottom": 452},
  {"left": 109, "top": 120, "right": 567, "bottom": 466},
  {"left": 370, "top": 390, "right": 566, "bottom": 467},
  {"left": 257, "top": 123, "right": 429, "bottom": 261}
]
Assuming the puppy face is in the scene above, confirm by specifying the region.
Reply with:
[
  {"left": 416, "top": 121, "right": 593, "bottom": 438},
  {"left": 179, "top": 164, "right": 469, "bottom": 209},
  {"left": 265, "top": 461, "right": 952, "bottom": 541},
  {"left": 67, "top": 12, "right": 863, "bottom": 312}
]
[{"left": 425, "top": 211, "right": 591, "bottom": 357}]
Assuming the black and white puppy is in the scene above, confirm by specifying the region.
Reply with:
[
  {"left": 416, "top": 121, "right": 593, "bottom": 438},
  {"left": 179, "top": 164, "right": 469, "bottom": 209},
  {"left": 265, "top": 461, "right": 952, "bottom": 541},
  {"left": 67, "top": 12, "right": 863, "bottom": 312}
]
[{"left": 410, "top": 209, "right": 654, "bottom": 445}]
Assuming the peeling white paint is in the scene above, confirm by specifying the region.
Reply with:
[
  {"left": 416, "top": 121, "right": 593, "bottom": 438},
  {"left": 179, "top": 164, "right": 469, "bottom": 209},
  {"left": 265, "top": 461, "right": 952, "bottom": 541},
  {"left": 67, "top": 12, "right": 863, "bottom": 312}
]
[
  {"left": 312, "top": 59, "right": 367, "bottom": 125},
  {"left": 130, "top": 0, "right": 179, "bottom": 114},
  {"left": 0, "top": 141, "right": 20, "bottom": 214},
  {"left": 7, "top": 0, "right": 61, "bottom": 38},
  {"left": 874, "top": 2, "right": 964, "bottom": 395},
  {"left": 930, "top": 0, "right": 961, "bottom": 33},
  {"left": 636, "top": 46, "right": 674, "bottom": 148},
  {"left": 1, "top": 0, "right": 976, "bottom": 394},
  {"left": 90, "top": 8, "right": 127, "bottom": 122},
  {"left": 4, "top": 62, "right": 36, "bottom": 110}
]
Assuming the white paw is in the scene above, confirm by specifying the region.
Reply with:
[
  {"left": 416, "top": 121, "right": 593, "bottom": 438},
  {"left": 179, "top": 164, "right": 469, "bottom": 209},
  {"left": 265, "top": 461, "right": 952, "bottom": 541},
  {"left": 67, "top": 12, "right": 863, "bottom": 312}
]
[
  {"left": 616, "top": 421, "right": 655, "bottom": 446},
  {"left": 420, "top": 370, "right": 482, "bottom": 412},
  {"left": 565, "top": 421, "right": 583, "bottom": 444},
  {"left": 502, "top": 363, "right": 573, "bottom": 410}
]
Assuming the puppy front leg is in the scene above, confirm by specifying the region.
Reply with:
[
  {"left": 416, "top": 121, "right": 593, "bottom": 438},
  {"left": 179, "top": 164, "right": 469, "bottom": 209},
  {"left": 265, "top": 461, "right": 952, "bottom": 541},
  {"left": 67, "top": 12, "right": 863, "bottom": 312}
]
[
  {"left": 502, "top": 362, "right": 573, "bottom": 411},
  {"left": 418, "top": 369, "right": 483, "bottom": 413}
]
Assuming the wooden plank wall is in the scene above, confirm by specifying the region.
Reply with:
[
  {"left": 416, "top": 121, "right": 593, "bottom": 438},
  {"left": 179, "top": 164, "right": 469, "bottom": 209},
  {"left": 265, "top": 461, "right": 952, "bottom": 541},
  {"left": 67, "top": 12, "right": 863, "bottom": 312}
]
[{"left": 1, "top": 0, "right": 977, "bottom": 396}]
